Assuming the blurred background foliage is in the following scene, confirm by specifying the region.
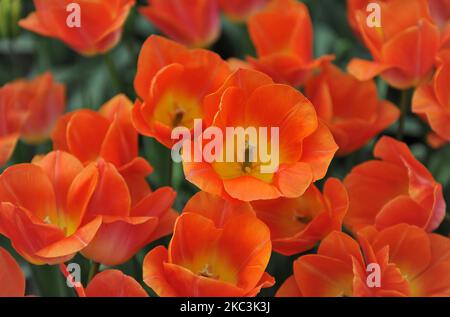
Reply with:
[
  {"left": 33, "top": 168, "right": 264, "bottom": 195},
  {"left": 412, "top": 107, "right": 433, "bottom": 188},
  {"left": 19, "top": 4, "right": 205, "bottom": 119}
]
[{"left": 0, "top": 0, "right": 449, "bottom": 297}]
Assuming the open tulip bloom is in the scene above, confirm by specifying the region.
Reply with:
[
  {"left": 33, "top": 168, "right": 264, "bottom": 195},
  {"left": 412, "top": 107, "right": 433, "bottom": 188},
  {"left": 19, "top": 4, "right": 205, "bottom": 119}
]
[{"left": 1, "top": 0, "right": 450, "bottom": 302}]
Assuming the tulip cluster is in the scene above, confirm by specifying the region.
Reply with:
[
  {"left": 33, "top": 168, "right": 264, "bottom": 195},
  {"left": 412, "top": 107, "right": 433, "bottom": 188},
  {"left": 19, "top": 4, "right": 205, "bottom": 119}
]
[{"left": 0, "top": 0, "right": 449, "bottom": 298}]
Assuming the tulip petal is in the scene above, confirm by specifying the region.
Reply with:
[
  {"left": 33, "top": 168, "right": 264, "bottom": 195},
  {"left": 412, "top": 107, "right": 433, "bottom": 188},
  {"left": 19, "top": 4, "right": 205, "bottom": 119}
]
[
  {"left": 294, "top": 254, "right": 353, "bottom": 297},
  {"left": 86, "top": 269, "right": 148, "bottom": 297},
  {"left": 0, "top": 247, "right": 25, "bottom": 297},
  {"left": 276, "top": 275, "right": 302, "bottom": 297}
]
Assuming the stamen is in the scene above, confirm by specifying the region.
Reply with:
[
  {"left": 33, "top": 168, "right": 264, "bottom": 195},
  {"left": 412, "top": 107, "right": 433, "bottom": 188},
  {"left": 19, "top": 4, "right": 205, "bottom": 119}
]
[
  {"left": 198, "top": 264, "right": 219, "bottom": 279},
  {"left": 294, "top": 214, "right": 312, "bottom": 224},
  {"left": 172, "top": 105, "right": 185, "bottom": 127}
]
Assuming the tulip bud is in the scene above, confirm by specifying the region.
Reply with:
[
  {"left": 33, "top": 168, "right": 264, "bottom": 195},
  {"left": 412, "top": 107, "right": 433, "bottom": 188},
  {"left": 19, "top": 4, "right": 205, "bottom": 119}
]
[{"left": 0, "top": 0, "right": 21, "bottom": 39}]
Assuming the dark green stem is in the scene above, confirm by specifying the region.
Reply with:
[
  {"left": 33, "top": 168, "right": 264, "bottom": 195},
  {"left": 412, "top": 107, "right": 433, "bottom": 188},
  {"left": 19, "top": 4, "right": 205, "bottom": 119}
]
[
  {"left": 87, "top": 261, "right": 100, "bottom": 283},
  {"left": 8, "top": 37, "right": 15, "bottom": 79},
  {"left": 396, "top": 89, "right": 411, "bottom": 141},
  {"left": 103, "top": 52, "right": 122, "bottom": 93}
]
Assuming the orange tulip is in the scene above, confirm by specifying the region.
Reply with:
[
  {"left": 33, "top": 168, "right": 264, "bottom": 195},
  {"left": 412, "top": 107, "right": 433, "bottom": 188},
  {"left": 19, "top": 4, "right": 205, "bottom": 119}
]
[
  {"left": 133, "top": 35, "right": 231, "bottom": 148},
  {"left": 143, "top": 211, "right": 274, "bottom": 296},
  {"left": 78, "top": 159, "right": 177, "bottom": 266},
  {"left": 0, "top": 151, "right": 102, "bottom": 265},
  {"left": 251, "top": 178, "right": 348, "bottom": 256},
  {"left": 277, "top": 225, "right": 450, "bottom": 297},
  {"left": 305, "top": 63, "right": 399, "bottom": 155},
  {"left": 219, "top": 0, "right": 269, "bottom": 22},
  {"left": 354, "top": 224, "right": 450, "bottom": 297},
  {"left": 139, "top": 0, "right": 220, "bottom": 48},
  {"left": 344, "top": 136, "right": 445, "bottom": 233},
  {"left": 413, "top": 52, "right": 450, "bottom": 147},
  {"left": 85, "top": 270, "right": 148, "bottom": 297},
  {"left": 247, "top": 0, "right": 333, "bottom": 87},
  {"left": 19, "top": 0, "right": 135, "bottom": 56},
  {"left": 52, "top": 94, "right": 152, "bottom": 202},
  {"left": 0, "top": 247, "right": 25, "bottom": 297},
  {"left": 0, "top": 83, "right": 28, "bottom": 167},
  {"left": 183, "top": 69, "right": 338, "bottom": 202},
  {"left": 0, "top": 73, "right": 65, "bottom": 167},
  {"left": 347, "top": 0, "right": 440, "bottom": 89},
  {"left": 16, "top": 73, "right": 66, "bottom": 144},
  {"left": 349, "top": 0, "right": 450, "bottom": 32}
]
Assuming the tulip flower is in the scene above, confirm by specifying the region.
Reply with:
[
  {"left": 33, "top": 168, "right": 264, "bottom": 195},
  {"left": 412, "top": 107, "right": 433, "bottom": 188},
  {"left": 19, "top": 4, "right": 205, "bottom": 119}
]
[
  {"left": 52, "top": 94, "right": 153, "bottom": 203},
  {"left": 139, "top": 0, "right": 220, "bottom": 48},
  {"left": 78, "top": 159, "right": 177, "bottom": 266},
  {"left": 219, "top": 0, "right": 269, "bottom": 22},
  {"left": 0, "top": 83, "right": 28, "bottom": 167},
  {"left": 349, "top": 0, "right": 450, "bottom": 32},
  {"left": 247, "top": 0, "right": 333, "bottom": 87},
  {"left": 305, "top": 63, "right": 399, "bottom": 155},
  {"left": 19, "top": 0, "right": 135, "bottom": 56},
  {"left": 0, "top": 73, "right": 65, "bottom": 167},
  {"left": 133, "top": 35, "right": 231, "bottom": 148},
  {"left": 251, "top": 178, "right": 348, "bottom": 256},
  {"left": 0, "top": 247, "right": 25, "bottom": 297},
  {"left": 344, "top": 136, "right": 445, "bottom": 233},
  {"left": 143, "top": 211, "right": 274, "bottom": 296},
  {"left": 0, "top": 151, "right": 102, "bottom": 265},
  {"left": 277, "top": 225, "right": 450, "bottom": 297},
  {"left": 347, "top": 0, "right": 440, "bottom": 89},
  {"left": 413, "top": 53, "right": 450, "bottom": 147},
  {"left": 183, "top": 69, "right": 338, "bottom": 202}
]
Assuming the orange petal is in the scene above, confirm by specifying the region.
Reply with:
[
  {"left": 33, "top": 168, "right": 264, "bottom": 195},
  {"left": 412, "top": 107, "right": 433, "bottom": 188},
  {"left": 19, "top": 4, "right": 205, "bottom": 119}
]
[
  {"left": 0, "top": 247, "right": 25, "bottom": 297},
  {"left": 163, "top": 262, "right": 245, "bottom": 296},
  {"left": 66, "top": 110, "right": 110, "bottom": 163},
  {"left": 182, "top": 191, "right": 254, "bottom": 228},
  {"left": 203, "top": 69, "right": 273, "bottom": 126},
  {"left": 374, "top": 136, "right": 446, "bottom": 231},
  {"left": 371, "top": 224, "right": 431, "bottom": 280},
  {"left": 275, "top": 275, "right": 302, "bottom": 297},
  {"left": 248, "top": 0, "right": 312, "bottom": 59},
  {"left": 81, "top": 216, "right": 158, "bottom": 266},
  {"left": 344, "top": 160, "right": 409, "bottom": 233},
  {"left": 318, "top": 231, "right": 364, "bottom": 267},
  {"left": 411, "top": 233, "right": 450, "bottom": 296},
  {"left": 65, "top": 163, "right": 99, "bottom": 235},
  {"left": 347, "top": 58, "right": 391, "bottom": 82},
  {"left": 294, "top": 254, "right": 353, "bottom": 297},
  {"left": 0, "top": 163, "right": 57, "bottom": 222},
  {"left": 134, "top": 35, "right": 187, "bottom": 100},
  {"left": 301, "top": 120, "right": 338, "bottom": 181},
  {"left": 0, "top": 134, "right": 19, "bottom": 167},
  {"left": 381, "top": 19, "right": 440, "bottom": 88},
  {"left": 143, "top": 246, "right": 179, "bottom": 296},
  {"left": 139, "top": 0, "right": 220, "bottom": 48},
  {"left": 0, "top": 203, "right": 66, "bottom": 265},
  {"left": 84, "top": 160, "right": 131, "bottom": 219},
  {"left": 217, "top": 214, "right": 272, "bottom": 293},
  {"left": 375, "top": 195, "right": 430, "bottom": 230},
  {"left": 34, "top": 216, "right": 102, "bottom": 264},
  {"left": 86, "top": 269, "right": 148, "bottom": 297},
  {"left": 33, "top": 151, "right": 84, "bottom": 222}
]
